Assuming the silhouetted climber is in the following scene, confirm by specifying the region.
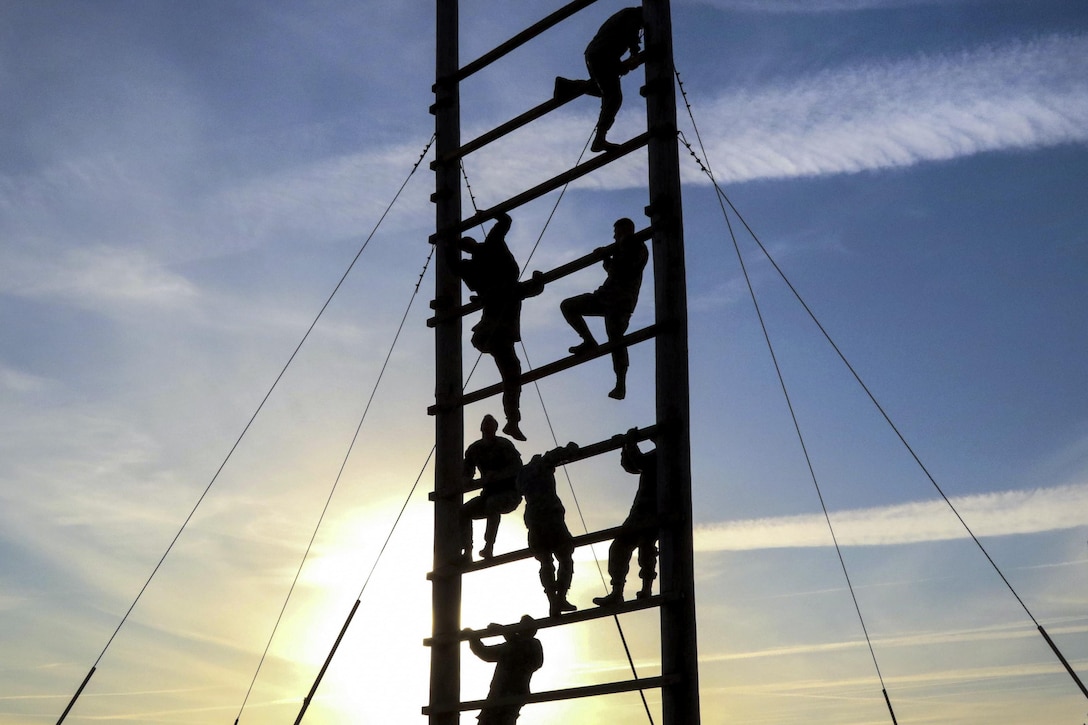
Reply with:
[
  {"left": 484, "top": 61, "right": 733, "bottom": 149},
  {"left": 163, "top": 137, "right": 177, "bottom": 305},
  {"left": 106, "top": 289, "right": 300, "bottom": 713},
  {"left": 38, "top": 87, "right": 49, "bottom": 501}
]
[
  {"left": 593, "top": 430, "right": 658, "bottom": 606},
  {"left": 461, "top": 414, "right": 523, "bottom": 562},
  {"left": 560, "top": 217, "right": 648, "bottom": 399},
  {"left": 452, "top": 212, "right": 544, "bottom": 441},
  {"left": 518, "top": 442, "right": 580, "bottom": 617},
  {"left": 467, "top": 616, "right": 544, "bottom": 725},
  {"left": 554, "top": 6, "right": 644, "bottom": 152}
]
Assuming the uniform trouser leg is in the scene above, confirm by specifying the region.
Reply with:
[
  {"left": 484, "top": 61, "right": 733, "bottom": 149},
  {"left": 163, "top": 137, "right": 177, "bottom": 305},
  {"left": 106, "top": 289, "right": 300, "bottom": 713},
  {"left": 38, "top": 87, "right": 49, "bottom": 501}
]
[
  {"left": 491, "top": 345, "right": 522, "bottom": 424},
  {"left": 560, "top": 293, "right": 601, "bottom": 344},
  {"left": 586, "top": 53, "right": 622, "bottom": 140},
  {"left": 483, "top": 511, "right": 501, "bottom": 548},
  {"left": 461, "top": 496, "right": 487, "bottom": 552},
  {"left": 556, "top": 545, "right": 574, "bottom": 596},
  {"left": 595, "top": 75, "right": 622, "bottom": 138},
  {"left": 607, "top": 530, "right": 638, "bottom": 589},
  {"left": 604, "top": 310, "right": 632, "bottom": 377},
  {"left": 537, "top": 555, "right": 557, "bottom": 594},
  {"left": 637, "top": 534, "right": 658, "bottom": 586}
]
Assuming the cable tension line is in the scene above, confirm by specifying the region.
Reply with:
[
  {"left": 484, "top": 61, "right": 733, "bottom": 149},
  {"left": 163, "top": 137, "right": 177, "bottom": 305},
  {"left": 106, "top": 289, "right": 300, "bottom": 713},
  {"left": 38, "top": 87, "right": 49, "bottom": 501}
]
[
  {"left": 238, "top": 236, "right": 438, "bottom": 723},
  {"left": 675, "top": 67, "right": 1085, "bottom": 704},
  {"left": 674, "top": 71, "right": 897, "bottom": 725},
  {"left": 57, "top": 134, "right": 435, "bottom": 725},
  {"left": 233, "top": 136, "right": 438, "bottom": 723}
]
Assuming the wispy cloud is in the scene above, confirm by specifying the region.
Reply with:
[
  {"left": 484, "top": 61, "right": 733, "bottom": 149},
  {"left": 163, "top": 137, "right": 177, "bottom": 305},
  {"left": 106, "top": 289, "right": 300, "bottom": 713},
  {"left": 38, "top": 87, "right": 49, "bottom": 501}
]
[
  {"left": 695, "top": 482, "right": 1088, "bottom": 550},
  {"left": 1, "top": 245, "right": 198, "bottom": 310},
  {"left": 0, "top": 365, "right": 53, "bottom": 394},
  {"left": 687, "top": 33, "right": 1088, "bottom": 183},
  {"left": 213, "top": 142, "right": 435, "bottom": 248},
  {"left": 463, "top": 33, "right": 1088, "bottom": 196},
  {"left": 689, "top": 0, "right": 963, "bottom": 13},
  {"left": 18, "top": 34, "right": 1075, "bottom": 283},
  {"left": 701, "top": 617, "right": 1088, "bottom": 663}
]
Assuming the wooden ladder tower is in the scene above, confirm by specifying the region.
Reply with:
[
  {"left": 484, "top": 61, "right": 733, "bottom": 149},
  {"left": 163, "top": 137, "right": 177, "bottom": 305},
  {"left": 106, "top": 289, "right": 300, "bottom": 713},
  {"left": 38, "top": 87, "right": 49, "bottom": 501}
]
[{"left": 425, "top": 1, "right": 699, "bottom": 721}]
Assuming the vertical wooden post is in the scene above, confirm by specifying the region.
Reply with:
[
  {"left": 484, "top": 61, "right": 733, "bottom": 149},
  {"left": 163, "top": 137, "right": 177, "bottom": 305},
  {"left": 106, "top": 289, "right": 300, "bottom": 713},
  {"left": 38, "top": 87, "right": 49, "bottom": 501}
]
[
  {"left": 643, "top": 0, "right": 702, "bottom": 722},
  {"left": 430, "top": 2, "right": 463, "bottom": 723}
]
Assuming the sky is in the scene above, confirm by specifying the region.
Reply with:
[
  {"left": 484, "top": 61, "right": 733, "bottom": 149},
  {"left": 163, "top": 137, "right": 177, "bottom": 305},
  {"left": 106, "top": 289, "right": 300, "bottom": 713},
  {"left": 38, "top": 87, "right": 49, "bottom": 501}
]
[{"left": 1, "top": 0, "right": 1086, "bottom": 723}]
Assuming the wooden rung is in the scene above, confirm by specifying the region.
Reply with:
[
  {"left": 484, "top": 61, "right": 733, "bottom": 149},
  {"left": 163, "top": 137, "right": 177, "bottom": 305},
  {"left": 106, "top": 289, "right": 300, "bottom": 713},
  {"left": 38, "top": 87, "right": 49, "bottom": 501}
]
[
  {"left": 427, "top": 522, "right": 647, "bottom": 581},
  {"left": 423, "top": 593, "right": 671, "bottom": 646},
  {"left": 422, "top": 674, "right": 680, "bottom": 715},
  {"left": 427, "top": 227, "right": 654, "bottom": 328},
  {"left": 435, "top": 94, "right": 581, "bottom": 167},
  {"left": 428, "top": 424, "right": 660, "bottom": 501},
  {"left": 438, "top": 0, "right": 599, "bottom": 85},
  {"left": 428, "top": 132, "right": 651, "bottom": 245},
  {"left": 427, "top": 515, "right": 675, "bottom": 580},
  {"left": 428, "top": 324, "right": 659, "bottom": 414}
]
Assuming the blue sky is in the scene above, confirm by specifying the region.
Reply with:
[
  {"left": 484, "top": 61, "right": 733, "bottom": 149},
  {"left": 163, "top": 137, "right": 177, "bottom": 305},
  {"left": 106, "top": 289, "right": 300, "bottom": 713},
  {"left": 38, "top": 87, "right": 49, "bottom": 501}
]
[{"left": 1, "top": 1, "right": 1086, "bottom": 723}]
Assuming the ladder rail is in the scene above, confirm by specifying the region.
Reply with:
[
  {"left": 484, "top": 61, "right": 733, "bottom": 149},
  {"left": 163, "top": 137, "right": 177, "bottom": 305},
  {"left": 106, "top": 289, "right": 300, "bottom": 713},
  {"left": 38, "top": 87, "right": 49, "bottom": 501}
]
[
  {"left": 424, "top": 594, "right": 673, "bottom": 646},
  {"left": 436, "top": 92, "right": 586, "bottom": 165},
  {"left": 428, "top": 424, "right": 661, "bottom": 501},
  {"left": 426, "top": 521, "right": 668, "bottom": 582},
  {"left": 428, "top": 132, "right": 650, "bottom": 245},
  {"left": 429, "top": 3, "right": 464, "bottom": 724},
  {"left": 429, "top": 3, "right": 698, "bottom": 723},
  {"left": 444, "top": 0, "right": 601, "bottom": 84},
  {"left": 428, "top": 227, "right": 654, "bottom": 327},
  {"left": 423, "top": 674, "right": 679, "bottom": 716},
  {"left": 427, "top": 324, "right": 660, "bottom": 414}
]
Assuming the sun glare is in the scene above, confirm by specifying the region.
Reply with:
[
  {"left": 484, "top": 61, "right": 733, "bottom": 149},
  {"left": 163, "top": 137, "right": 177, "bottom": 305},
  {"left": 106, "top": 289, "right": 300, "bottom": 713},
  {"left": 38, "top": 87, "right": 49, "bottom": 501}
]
[
  {"left": 246, "top": 498, "right": 433, "bottom": 721},
  {"left": 227, "top": 467, "right": 664, "bottom": 723}
]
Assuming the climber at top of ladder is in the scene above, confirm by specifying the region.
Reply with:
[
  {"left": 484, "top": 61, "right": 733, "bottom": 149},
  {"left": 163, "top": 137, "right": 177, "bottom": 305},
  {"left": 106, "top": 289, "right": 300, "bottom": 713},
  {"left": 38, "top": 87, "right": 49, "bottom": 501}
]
[{"left": 554, "top": 6, "right": 645, "bottom": 152}]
